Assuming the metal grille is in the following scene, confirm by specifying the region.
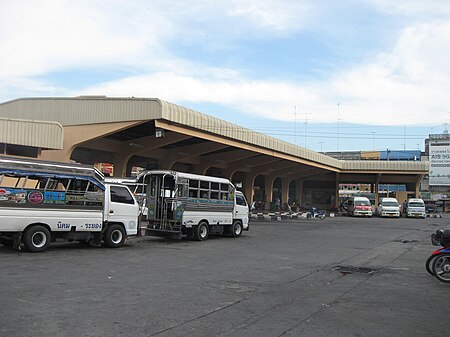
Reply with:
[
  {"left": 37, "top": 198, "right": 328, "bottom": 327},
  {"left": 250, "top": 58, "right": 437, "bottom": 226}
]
[{"left": 332, "top": 265, "right": 380, "bottom": 275}]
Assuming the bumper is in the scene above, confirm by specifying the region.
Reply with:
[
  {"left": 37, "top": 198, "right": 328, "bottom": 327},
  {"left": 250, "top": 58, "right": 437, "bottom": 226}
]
[
  {"left": 381, "top": 212, "right": 400, "bottom": 217},
  {"left": 407, "top": 212, "right": 426, "bottom": 218},
  {"left": 354, "top": 211, "right": 372, "bottom": 217}
]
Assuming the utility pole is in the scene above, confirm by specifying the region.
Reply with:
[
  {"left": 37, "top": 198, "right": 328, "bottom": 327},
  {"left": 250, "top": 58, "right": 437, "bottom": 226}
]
[
  {"left": 370, "top": 131, "right": 375, "bottom": 151},
  {"left": 304, "top": 111, "right": 311, "bottom": 148},
  {"left": 403, "top": 126, "right": 406, "bottom": 151},
  {"left": 386, "top": 148, "right": 391, "bottom": 197},
  {"left": 294, "top": 106, "right": 297, "bottom": 146},
  {"left": 337, "top": 103, "right": 340, "bottom": 152}
]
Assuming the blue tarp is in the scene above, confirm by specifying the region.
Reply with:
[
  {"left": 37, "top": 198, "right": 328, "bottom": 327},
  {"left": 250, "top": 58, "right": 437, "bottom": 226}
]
[
  {"left": 0, "top": 168, "right": 105, "bottom": 191},
  {"left": 379, "top": 150, "right": 421, "bottom": 161}
]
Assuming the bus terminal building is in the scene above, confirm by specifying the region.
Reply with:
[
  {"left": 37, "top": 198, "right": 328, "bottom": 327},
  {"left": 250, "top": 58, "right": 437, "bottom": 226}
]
[{"left": 0, "top": 96, "right": 429, "bottom": 211}]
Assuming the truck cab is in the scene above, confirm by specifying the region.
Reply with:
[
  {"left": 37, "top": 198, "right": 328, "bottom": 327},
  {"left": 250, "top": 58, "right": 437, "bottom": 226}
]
[
  {"left": 234, "top": 190, "right": 250, "bottom": 234},
  {"left": 104, "top": 183, "right": 140, "bottom": 237}
]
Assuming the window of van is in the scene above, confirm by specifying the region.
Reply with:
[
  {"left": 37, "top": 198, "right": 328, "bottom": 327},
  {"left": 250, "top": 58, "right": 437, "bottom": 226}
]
[{"left": 382, "top": 201, "right": 398, "bottom": 207}]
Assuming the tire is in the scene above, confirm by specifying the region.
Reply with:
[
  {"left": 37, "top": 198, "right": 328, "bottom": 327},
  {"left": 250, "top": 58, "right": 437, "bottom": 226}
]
[
  {"left": 426, "top": 254, "right": 439, "bottom": 275},
  {"left": 432, "top": 254, "right": 450, "bottom": 283},
  {"left": 104, "top": 224, "right": 126, "bottom": 248},
  {"left": 319, "top": 214, "right": 326, "bottom": 220},
  {"left": 23, "top": 225, "right": 51, "bottom": 252},
  {"left": 231, "top": 221, "right": 243, "bottom": 238},
  {"left": 194, "top": 222, "right": 209, "bottom": 241}
]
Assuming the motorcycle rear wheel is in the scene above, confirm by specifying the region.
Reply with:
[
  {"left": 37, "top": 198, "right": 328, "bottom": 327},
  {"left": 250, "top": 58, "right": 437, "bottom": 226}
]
[
  {"left": 426, "top": 254, "right": 439, "bottom": 275},
  {"left": 432, "top": 253, "right": 450, "bottom": 283}
]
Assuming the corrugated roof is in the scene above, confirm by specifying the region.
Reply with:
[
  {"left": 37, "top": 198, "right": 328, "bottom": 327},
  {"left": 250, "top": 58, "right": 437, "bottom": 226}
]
[
  {"left": 0, "top": 117, "right": 63, "bottom": 149},
  {"left": 158, "top": 100, "right": 341, "bottom": 169},
  {"left": 341, "top": 160, "right": 428, "bottom": 173},
  {"left": 0, "top": 97, "right": 429, "bottom": 173}
]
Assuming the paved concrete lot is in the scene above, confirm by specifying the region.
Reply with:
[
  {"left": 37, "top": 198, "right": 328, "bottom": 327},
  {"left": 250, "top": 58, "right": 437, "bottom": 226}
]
[{"left": 1, "top": 215, "right": 450, "bottom": 337}]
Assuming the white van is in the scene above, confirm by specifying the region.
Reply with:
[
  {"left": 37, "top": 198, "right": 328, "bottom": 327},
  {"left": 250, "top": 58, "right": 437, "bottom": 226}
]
[
  {"left": 377, "top": 197, "right": 400, "bottom": 218},
  {"left": 406, "top": 198, "right": 426, "bottom": 218},
  {"left": 346, "top": 197, "right": 372, "bottom": 217},
  {"left": 0, "top": 156, "right": 139, "bottom": 252}
]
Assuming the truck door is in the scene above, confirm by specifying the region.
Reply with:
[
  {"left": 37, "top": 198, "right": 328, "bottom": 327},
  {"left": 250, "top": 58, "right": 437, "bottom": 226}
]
[
  {"left": 106, "top": 185, "right": 139, "bottom": 235},
  {"left": 234, "top": 192, "right": 249, "bottom": 228}
]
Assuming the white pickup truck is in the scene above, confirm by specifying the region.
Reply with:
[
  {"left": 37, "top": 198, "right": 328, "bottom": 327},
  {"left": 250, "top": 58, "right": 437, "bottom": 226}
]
[{"left": 0, "top": 156, "right": 139, "bottom": 252}]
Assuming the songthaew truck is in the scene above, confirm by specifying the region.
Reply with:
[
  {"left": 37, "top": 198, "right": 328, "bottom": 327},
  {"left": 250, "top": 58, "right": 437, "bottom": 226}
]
[
  {"left": 0, "top": 156, "right": 139, "bottom": 252},
  {"left": 137, "top": 170, "right": 250, "bottom": 241}
]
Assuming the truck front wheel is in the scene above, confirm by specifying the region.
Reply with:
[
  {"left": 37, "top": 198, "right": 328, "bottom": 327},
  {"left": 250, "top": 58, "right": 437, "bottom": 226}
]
[
  {"left": 231, "top": 221, "right": 243, "bottom": 238},
  {"left": 104, "top": 224, "right": 126, "bottom": 248},
  {"left": 23, "top": 225, "right": 51, "bottom": 252}
]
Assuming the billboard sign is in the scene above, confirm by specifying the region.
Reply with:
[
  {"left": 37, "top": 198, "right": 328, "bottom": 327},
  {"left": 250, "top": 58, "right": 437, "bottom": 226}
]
[{"left": 429, "top": 143, "right": 450, "bottom": 186}]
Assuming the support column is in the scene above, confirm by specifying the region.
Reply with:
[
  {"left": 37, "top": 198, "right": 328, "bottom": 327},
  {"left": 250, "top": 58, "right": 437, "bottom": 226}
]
[
  {"left": 40, "top": 147, "right": 74, "bottom": 163},
  {"left": 112, "top": 153, "right": 132, "bottom": 177},
  {"left": 265, "top": 176, "right": 273, "bottom": 211},
  {"left": 281, "top": 178, "right": 290, "bottom": 209},
  {"left": 335, "top": 173, "right": 340, "bottom": 210},
  {"left": 244, "top": 173, "right": 256, "bottom": 206},
  {"left": 375, "top": 174, "right": 380, "bottom": 206},
  {"left": 415, "top": 177, "right": 421, "bottom": 198},
  {"left": 295, "top": 179, "right": 303, "bottom": 209}
]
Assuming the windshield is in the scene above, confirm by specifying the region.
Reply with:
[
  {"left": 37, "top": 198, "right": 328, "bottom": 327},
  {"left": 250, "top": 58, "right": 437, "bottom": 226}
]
[
  {"left": 355, "top": 200, "right": 371, "bottom": 206},
  {"left": 382, "top": 201, "right": 398, "bottom": 207},
  {"left": 408, "top": 202, "right": 424, "bottom": 207}
]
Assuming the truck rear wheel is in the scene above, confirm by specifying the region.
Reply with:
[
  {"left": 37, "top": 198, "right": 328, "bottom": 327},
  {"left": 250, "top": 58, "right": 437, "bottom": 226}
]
[
  {"left": 194, "top": 222, "right": 209, "bottom": 241},
  {"left": 231, "top": 221, "right": 243, "bottom": 238},
  {"left": 23, "top": 225, "right": 51, "bottom": 252},
  {"left": 104, "top": 224, "right": 126, "bottom": 248}
]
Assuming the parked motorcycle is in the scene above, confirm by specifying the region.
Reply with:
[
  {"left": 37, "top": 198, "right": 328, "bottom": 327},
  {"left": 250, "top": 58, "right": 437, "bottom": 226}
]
[
  {"left": 427, "top": 229, "right": 450, "bottom": 283},
  {"left": 306, "top": 207, "right": 326, "bottom": 220}
]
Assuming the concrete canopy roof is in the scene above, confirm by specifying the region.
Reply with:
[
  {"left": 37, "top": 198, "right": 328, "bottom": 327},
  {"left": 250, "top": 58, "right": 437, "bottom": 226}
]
[
  {"left": 0, "top": 117, "right": 63, "bottom": 150},
  {"left": 0, "top": 97, "right": 429, "bottom": 174}
]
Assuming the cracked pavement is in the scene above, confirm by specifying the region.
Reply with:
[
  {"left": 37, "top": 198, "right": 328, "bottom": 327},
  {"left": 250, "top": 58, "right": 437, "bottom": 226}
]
[{"left": 1, "top": 216, "right": 449, "bottom": 337}]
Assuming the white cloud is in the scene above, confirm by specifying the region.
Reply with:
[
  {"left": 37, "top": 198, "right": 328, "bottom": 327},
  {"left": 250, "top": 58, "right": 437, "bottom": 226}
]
[
  {"left": 329, "top": 21, "right": 450, "bottom": 125},
  {"left": 1, "top": 0, "right": 450, "bottom": 127},
  {"left": 79, "top": 20, "right": 450, "bottom": 126},
  {"left": 0, "top": 0, "right": 172, "bottom": 79},
  {"left": 227, "top": 0, "right": 312, "bottom": 32},
  {"left": 369, "top": 0, "right": 450, "bottom": 16}
]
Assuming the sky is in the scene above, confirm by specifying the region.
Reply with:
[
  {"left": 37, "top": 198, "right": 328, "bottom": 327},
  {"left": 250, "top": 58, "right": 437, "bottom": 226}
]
[{"left": 1, "top": 0, "right": 450, "bottom": 153}]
